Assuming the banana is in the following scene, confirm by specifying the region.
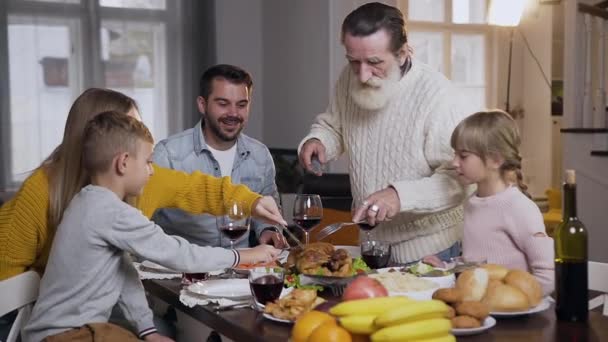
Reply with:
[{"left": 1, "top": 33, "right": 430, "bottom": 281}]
[
  {"left": 371, "top": 318, "right": 452, "bottom": 342},
  {"left": 339, "top": 314, "right": 378, "bottom": 334},
  {"left": 329, "top": 296, "right": 411, "bottom": 316},
  {"left": 410, "top": 334, "right": 456, "bottom": 342},
  {"left": 375, "top": 299, "right": 450, "bottom": 327}
]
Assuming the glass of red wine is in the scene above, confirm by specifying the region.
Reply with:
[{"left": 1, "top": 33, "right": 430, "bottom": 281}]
[
  {"left": 360, "top": 240, "right": 392, "bottom": 269},
  {"left": 352, "top": 199, "right": 376, "bottom": 241},
  {"left": 217, "top": 200, "right": 251, "bottom": 278},
  {"left": 293, "top": 194, "right": 323, "bottom": 245},
  {"left": 249, "top": 267, "right": 284, "bottom": 310}
]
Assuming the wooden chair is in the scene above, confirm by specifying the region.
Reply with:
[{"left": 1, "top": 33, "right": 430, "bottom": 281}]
[
  {"left": 542, "top": 188, "right": 561, "bottom": 236},
  {"left": 0, "top": 271, "right": 40, "bottom": 342},
  {"left": 589, "top": 261, "right": 608, "bottom": 316}
]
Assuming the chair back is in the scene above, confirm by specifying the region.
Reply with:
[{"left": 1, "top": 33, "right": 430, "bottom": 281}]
[
  {"left": 0, "top": 271, "right": 40, "bottom": 342},
  {"left": 589, "top": 261, "right": 608, "bottom": 316}
]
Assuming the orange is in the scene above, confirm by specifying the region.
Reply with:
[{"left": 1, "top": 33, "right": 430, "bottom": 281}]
[
  {"left": 307, "top": 321, "right": 352, "bottom": 342},
  {"left": 291, "top": 310, "right": 336, "bottom": 342}
]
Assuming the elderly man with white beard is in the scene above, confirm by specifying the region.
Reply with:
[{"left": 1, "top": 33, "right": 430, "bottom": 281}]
[{"left": 298, "top": 2, "right": 469, "bottom": 264}]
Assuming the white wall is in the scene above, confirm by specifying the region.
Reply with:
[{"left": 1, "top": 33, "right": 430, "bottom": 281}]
[
  {"left": 214, "top": 0, "right": 264, "bottom": 141},
  {"left": 561, "top": 0, "right": 608, "bottom": 263},
  {"left": 518, "top": 3, "right": 554, "bottom": 197},
  {"left": 492, "top": 3, "right": 553, "bottom": 198},
  {"left": 260, "top": 0, "right": 331, "bottom": 149}
]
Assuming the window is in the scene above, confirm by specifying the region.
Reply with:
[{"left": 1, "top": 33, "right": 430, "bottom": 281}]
[
  {"left": 400, "top": 0, "right": 492, "bottom": 115},
  {"left": 2, "top": 0, "right": 178, "bottom": 185}
]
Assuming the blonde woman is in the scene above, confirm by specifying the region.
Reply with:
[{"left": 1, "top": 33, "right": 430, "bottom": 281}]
[{"left": 0, "top": 88, "right": 286, "bottom": 281}]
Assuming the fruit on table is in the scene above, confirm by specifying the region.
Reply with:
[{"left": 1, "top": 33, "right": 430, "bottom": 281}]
[
  {"left": 291, "top": 310, "right": 336, "bottom": 342},
  {"left": 307, "top": 321, "right": 352, "bottom": 342},
  {"left": 375, "top": 299, "right": 450, "bottom": 327},
  {"left": 342, "top": 275, "right": 388, "bottom": 301},
  {"left": 330, "top": 296, "right": 411, "bottom": 316},
  {"left": 339, "top": 314, "right": 377, "bottom": 334},
  {"left": 370, "top": 318, "right": 451, "bottom": 342}
]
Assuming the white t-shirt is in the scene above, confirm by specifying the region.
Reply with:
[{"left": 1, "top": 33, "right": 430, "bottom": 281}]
[{"left": 207, "top": 144, "right": 237, "bottom": 177}]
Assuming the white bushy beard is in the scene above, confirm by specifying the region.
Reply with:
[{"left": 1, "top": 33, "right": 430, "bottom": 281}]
[{"left": 349, "top": 63, "right": 402, "bottom": 111}]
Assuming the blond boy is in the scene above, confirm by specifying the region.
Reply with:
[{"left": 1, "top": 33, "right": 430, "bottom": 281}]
[{"left": 23, "top": 112, "right": 279, "bottom": 342}]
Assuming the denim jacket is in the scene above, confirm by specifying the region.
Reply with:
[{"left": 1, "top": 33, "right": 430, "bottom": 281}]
[{"left": 151, "top": 120, "right": 279, "bottom": 248}]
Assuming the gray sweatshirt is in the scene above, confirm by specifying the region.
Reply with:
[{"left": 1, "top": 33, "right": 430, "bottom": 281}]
[{"left": 22, "top": 185, "right": 239, "bottom": 342}]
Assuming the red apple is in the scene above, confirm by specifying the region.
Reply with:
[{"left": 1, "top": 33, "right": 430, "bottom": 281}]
[{"left": 342, "top": 275, "right": 388, "bottom": 301}]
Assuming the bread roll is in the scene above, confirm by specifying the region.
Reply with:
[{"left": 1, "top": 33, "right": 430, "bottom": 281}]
[
  {"left": 481, "top": 264, "right": 509, "bottom": 281},
  {"left": 455, "top": 301, "right": 490, "bottom": 320},
  {"left": 456, "top": 268, "right": 489, "bottom": 301},
  {"left": 504, "top": 269, "right": 542, "bottom": 306},
  {"left": 432, "top": 288, "right": 463, "bottom": 304},
  {"left": 486, "top": 279, "right": 503, "bottom": 293},
  {"left": 482, "top": 283, "right": 530, "bottom": 312}
]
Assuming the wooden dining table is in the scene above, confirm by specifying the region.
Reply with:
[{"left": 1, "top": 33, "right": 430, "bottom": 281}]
[{"left": 143, "top": 278, "right": 608, "bottom": 342}]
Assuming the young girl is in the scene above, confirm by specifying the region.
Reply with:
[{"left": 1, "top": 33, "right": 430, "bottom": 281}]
[{"left": 429, "top": 110, "right": 554, "bottom": 296}]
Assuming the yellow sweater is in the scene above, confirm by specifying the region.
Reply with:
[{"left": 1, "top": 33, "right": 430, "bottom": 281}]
[{"left": 0, "top": 164, "right": 261, "bottom": 280}]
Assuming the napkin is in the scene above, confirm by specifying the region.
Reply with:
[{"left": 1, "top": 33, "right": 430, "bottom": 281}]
[
  {"left": 179, "top": 289, "right": 251, "bottom": 308},
  {"left": 134, "top": 262, "right": 182, "bottom": 280}
]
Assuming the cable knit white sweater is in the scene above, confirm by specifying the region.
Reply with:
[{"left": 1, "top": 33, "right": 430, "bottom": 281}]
[{"left": 300, "top": 61, "right": 470, "bottom": 263}]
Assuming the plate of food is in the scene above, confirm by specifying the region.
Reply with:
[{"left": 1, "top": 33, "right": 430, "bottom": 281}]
[
  {"left": 452, "top": 316, "right": 496, "bottom": 336},
  {"left": 369, "top": 269, "right": 439, "bottom": 300},
  {"left": 186, "top": 279, "right": 252, "bottom": 300},
  {"left": 489, "top": 296, "right": 552, "bottom": 317},
  {"left": 233, "top": 260, "right": 278, "bottom": 275},
  {"left": 385, "top": 263, "right": 456, "bottom": 289},
  {"left": 283, "top": 242, "right": 370, "bottom": 295},
  {"left": 263, "top": 288, "right": 325, "bottom": 323}
]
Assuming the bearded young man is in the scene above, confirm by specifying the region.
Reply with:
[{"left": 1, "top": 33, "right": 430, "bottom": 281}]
[
  {"left": 298, "top": 2, "right": 470, "bottom": 264},
  {"left": 152, "top": 64, "right": 286, "bottom": 249}
]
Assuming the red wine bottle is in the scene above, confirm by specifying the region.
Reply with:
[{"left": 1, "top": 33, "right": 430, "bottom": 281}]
[{"left": 555, "top": 170, "right": 588, "bottom": 322}]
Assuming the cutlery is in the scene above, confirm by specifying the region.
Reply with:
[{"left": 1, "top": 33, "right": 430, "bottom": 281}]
[
  {"left": 315, "top": 221, "right": 358, "bottom": 241},
  {"left": 277, "top": 224, "right": 305, "bottom": 249}
]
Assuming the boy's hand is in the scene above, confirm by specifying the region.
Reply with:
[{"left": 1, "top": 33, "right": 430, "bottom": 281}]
[
  {"left": 238, "top": 244, "right": 281, "bottom": 265},
  {"left": 144, "top": 333, "right": 174, "bottom": 342},
  {"left": 252, "top": 196, "right": 288, "bottom": 226}
]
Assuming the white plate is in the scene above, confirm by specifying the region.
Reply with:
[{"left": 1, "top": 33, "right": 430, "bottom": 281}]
[
  {"left": 262, "top": 312, "right": 294, "bottom": 324},
  {"left": 187, "top": 279, "right": 252, "bottom": 300},
  {"left": 140, "top": 260, "right": 178, "bottom": 273},
  {"left": 256, "top": 287, "right": 294, "bottom": 309},
  {"left": 373, "top": 268, "right": 443, "bottom": 300},
  {"left": 490, "top": 297, "right": 552, "bottom": 317},
  {"left": 376, "top": 267, "right": 456, "bottom": 289},
  {"left": 452, "top": 316, "right": 496, "bottom": 336},
  {"left": 334, "top": 245, "right": 361, "bottom": 258}
]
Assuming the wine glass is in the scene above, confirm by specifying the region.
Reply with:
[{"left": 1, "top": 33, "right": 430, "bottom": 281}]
[
  {"left": 249, "top": 267, "right": 284, "bottom": 310},
  {"left": 293, "top": 194, "right": 323, "bottom": 245},
  {"left": 352, "top": 199, "right": 376, "bottom": 241},
  {"left": 217, "top": 200, "right": 251, "bottom": 278}
]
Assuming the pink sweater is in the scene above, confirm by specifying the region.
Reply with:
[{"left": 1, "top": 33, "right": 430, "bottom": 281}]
[{"left": 463, "top": 186, "right": 555, "bottom": 296}]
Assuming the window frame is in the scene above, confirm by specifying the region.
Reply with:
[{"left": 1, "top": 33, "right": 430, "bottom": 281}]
[
  {"left": 399, "top": 0, "right": 495, "bottom": 111},
  {"left": 0, "top": 0, "right": 181, "bottom": 189}
]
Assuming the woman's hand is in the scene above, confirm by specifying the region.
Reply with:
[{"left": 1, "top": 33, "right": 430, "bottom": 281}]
[
  {"left": 259, "top": 229, "right": 288, "bottom": 248},
  {"left": 252, "top": 196, "right": 288, "bottom": 226}
]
